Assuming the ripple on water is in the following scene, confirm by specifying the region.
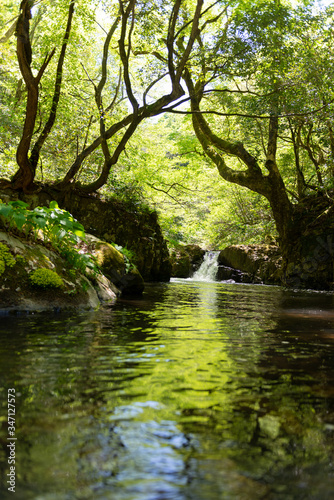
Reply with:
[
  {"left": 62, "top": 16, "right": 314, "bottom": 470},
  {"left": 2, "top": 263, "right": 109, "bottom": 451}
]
[{"left": 0, "top": 282, "right": 334, "bottom": 499}]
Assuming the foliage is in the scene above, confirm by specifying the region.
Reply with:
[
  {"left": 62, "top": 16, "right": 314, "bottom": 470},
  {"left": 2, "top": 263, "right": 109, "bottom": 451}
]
[
  {"left": 0, "top": 199, "right": 98, "bottom": 274},
  {"left": 0, "top": 242, "right": 16, "bottom": 275},
  {"left": 1, "top": 0, "right": 334, "bottom": 254},
  {"left": 112, "top": 243, "right": 136, "bottom": 272},
  {"left": 114, "top": 114, "right": 278, "bottom": 248},
  {"left": 29, "top": 268, "right": 64, "bottom": 289},
  {"left": 1, "top": 0, "right": 206, "bottom": 192}
]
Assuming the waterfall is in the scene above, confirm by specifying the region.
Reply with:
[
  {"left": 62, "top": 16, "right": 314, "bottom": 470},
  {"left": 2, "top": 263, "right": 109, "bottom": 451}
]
[{"left": 191, "top": 251, "right": 219, "bottom": 282}]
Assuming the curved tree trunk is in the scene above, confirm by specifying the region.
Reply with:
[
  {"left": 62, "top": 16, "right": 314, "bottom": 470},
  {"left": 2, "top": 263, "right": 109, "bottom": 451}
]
[
  {"left": 182, "top": 69, "right": 334, "bottom": 289},
  {"left": 58, "top": 0, "right": 204, "bottom": 193},
  {"left": 184, "top": 70, "right": 293, "bottom": 249},
  {"left": 30, "top": 0, "right": 75, "bottom": 170},
  {"left": 12, "top": 0, "right": 73, "bottom": 191}
]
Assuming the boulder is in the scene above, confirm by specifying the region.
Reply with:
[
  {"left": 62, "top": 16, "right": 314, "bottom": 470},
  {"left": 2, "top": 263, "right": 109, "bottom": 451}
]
[
  {"left": 0, "top": 230, "right": 116, "bottom": 313},
  {"left": 218, "top": 245, "right": 282, "bottom": 284},
  {"left": 87, "top": 235, "right": 145, "bottom": 295},
  {"left": 170, "top": 244, "right": 205, "bottom": 278},
  {"left": 216, "top": 265, "right": 256, "bottom": 284}
]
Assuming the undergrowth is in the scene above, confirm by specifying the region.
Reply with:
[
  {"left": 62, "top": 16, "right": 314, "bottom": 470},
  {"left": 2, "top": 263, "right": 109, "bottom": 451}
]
[{"left": 0, "top": 200, "right": 98, "bottom": 275}]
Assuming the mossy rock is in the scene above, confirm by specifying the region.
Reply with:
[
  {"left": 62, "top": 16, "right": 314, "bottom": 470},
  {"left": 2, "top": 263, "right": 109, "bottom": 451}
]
[
  {"left": 0, "top": 230, "right": 104, "bottom": 312},
  {"left": 89, "top": 236, "right": 144, "bottom": 295},
  {"left": 94, "top": 240, "right": 126, "bottom": 278},
  {"left": 170, "top": 244, "right": 205, "bottom": 278}
]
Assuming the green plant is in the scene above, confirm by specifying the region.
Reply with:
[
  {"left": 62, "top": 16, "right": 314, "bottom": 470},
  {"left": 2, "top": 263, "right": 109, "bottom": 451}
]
[
  {"left": 15, "top": 255, "right": 26, "bottom": 265},
  {"left": 0, "top": 242, "right": 16, "bottom": 276},
  {"left": 80, "top": 279, "right": 90, "bottom": 293},
  {"left": 29, "top": 268, "right": 64, "bottom": 289},
  {"left": 113, "top": 244, "right": 136, "bottom": 272},
  {"left": 0, "top": 200, "right": 98, "bottom": 275},
  {"left": 67, "top": 269, "right": 77, "bottom": 280}
]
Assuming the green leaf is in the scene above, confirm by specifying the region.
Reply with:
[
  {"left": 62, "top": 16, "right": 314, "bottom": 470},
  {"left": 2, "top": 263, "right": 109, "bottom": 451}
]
[
  {"left": 9, "top": 200, "right": 28, "bottom": 209},
  {"left": 31, "top": 216, "right": 47, "bottom": 229},
  {"left": 32, "top": 207, "right": 48, "bottom": 217},
  {"left": 73, "top": 229, "right": 86, "bottom": 239},
  {"left": 12, "top": 212, "right": 27, "bottom": 230},
  {"left": 0, "top": 205, "right": 13, "bottom": 217}
]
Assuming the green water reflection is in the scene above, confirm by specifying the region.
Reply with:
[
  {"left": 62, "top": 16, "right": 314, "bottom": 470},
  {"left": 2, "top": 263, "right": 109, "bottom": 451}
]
[{"left": 0, "top": 281, "right": 334, "bottom": 499}]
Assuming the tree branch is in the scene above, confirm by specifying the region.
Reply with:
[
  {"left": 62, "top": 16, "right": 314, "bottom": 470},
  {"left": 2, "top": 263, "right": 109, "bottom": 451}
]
[
  {"left": 30, "top": 0, "right": 75, "bottom": 170},
  {"left": 118, "top": 0, "right": 139, "bottom": 112}
]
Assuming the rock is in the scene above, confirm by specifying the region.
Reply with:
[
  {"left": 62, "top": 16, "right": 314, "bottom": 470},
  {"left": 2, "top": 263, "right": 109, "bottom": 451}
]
[
  {"left": 0, "top": 186, "right": 171, "bottom": 282},
  {"left": 0, "top": 230, "right": 115, "bottom": 313},
  {"left": 170, "top": 244, "right": 205, "bottom": 278},
  {"left": 216, "top": 265, "right": 255, "bottom": 283},
  {"left": 87, "top": 235, "right": 145, "bottom": 295},
  {"left": 281, "top": 230, "right": 334, "bottom": 290},
  {"left": 93, "top": 273, "right": 120, "bottom": 302},
  {"left": 218, "top": 245, "right": 282, "bottom": 284}
]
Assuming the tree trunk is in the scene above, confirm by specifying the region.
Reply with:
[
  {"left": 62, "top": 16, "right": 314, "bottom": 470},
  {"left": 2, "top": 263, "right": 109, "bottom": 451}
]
[
  {"left": 12, "top": 0, "right": 55, "bottom": 192},
  {"left": 12, "top": 1, "right": 38, "bottom": 191},
  {"left": 184, "top": 70, "right": 294, "bottom": 249}
]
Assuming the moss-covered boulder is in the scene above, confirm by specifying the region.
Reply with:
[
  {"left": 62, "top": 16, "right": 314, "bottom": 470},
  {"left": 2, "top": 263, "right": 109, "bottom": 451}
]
[
  {"left": 0, "top": 231, "right": 117, "bottom": 313},
  {"left": 88, "top": 235, "right": 145, "bottom": 295},
  {"left": 170, "top": 244, "right": 205, "bottom": 278}
]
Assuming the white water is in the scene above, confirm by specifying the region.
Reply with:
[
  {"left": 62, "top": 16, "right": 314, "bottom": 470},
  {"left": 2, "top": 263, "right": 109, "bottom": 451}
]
[{"left": 191, "top": 251, "right": 220, "bottom": 282}]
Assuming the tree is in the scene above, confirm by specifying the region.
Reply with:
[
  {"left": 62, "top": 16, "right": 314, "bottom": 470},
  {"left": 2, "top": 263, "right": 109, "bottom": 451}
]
[
  {"left": 1, "top": 0, "right": 206, "bottom": 193},
  {"left": 171, "top": 0, "right": 334, "bottom": 288},
  {"left": 11, "top": 0, "right": 75, "bottom": 191},
  {"left": 1, "top": 0, "right": 334, "bottom": 287}
]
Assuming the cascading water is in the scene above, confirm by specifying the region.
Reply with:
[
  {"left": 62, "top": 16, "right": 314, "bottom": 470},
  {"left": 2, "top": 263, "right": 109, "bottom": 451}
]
[{"left": 191, "top": 251, "right": 220, "bottom": 282}]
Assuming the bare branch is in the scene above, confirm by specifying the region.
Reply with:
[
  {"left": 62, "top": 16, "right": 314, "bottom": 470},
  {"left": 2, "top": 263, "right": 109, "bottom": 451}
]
[
  {"left": 118, "top": 0, "right": 139, "bottom": 112},
  {"left": 35, "top": 48, "right": 56, "bottom": 83},
  {"left": 82, "top": 115, "right": 94, "bottom": 152},
  {"left": 143, "top": 72, "right": 169, "bottom": 106},
  {"left": 105, "top": 67, "right": 123, "bottom": 115},
  {"left": 0, "top": 19, "right": 17, "bottom": 44},
  {"left": 175, "top": 0, "right": 203, "bottom": 82},
  {"left": 164, "top": 99, "right": 334, "bottom": 120}
]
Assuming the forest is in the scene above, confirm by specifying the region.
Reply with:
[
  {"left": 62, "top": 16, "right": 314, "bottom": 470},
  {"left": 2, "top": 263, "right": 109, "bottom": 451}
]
[{"left": 1, "top": 0, "right": 334, "bottom": 288}]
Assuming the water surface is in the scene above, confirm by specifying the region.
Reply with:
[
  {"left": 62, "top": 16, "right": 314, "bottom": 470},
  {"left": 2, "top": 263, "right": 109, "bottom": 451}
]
[{"left": 0, "top": 280, "right": 334, "bottom": 499}]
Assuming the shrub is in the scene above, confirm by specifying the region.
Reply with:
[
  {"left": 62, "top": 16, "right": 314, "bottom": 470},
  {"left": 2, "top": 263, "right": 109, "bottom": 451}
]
[
  {"left": 29, "top": 268, "right": 64, "bottom": 289},
  {"left": 0, "top": 200, "right": 98, "bottom": 275},
  {"left": 0, "top": 242, "right": 16, "bottom": 276}
]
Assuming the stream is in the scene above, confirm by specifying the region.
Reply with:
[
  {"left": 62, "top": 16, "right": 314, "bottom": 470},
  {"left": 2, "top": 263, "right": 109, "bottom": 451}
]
[{"left": 0, "top": 259, "right": 334, "bottom": 499}]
